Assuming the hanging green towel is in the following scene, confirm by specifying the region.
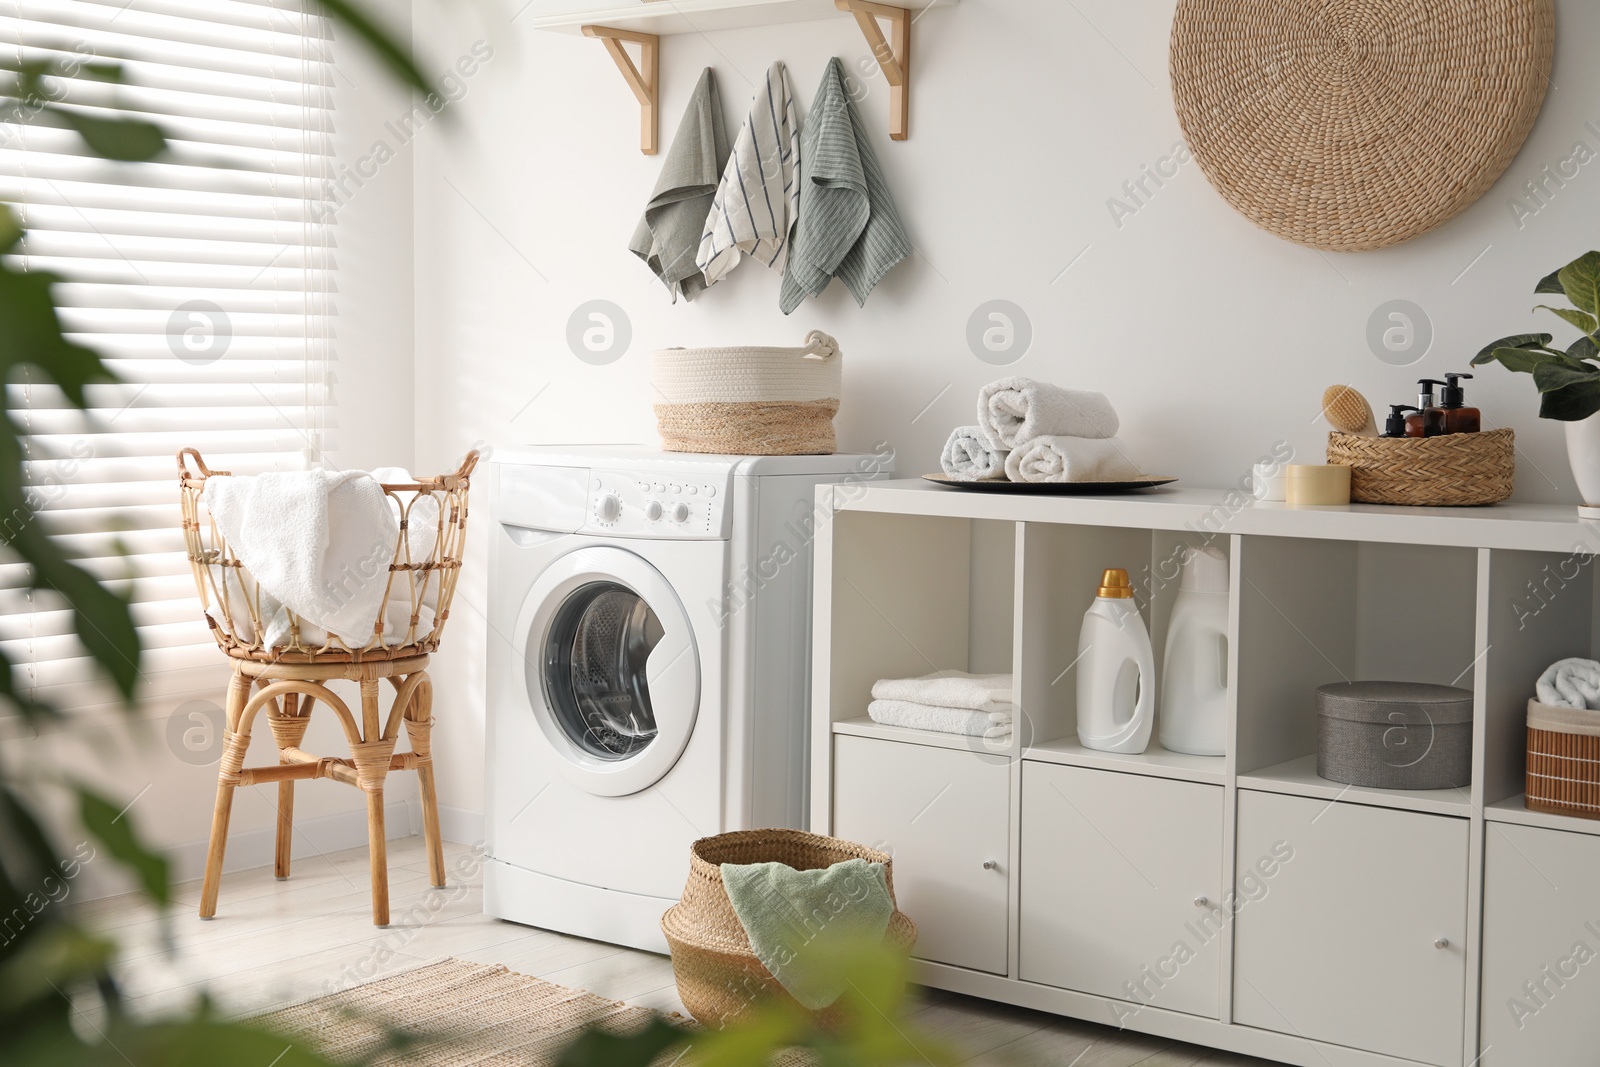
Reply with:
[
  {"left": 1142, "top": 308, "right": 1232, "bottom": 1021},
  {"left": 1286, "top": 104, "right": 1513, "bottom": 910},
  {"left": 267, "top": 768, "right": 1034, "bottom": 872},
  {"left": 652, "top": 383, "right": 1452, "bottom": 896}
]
[
  {"left": 719, "top": 858, "right": 893, "bottom": 1010},
  {"left": 630, "top": 67, "right": 730, "bottom": 302},
  {"left": 779, "top": 57, "right": 912, "bottom": 314}
]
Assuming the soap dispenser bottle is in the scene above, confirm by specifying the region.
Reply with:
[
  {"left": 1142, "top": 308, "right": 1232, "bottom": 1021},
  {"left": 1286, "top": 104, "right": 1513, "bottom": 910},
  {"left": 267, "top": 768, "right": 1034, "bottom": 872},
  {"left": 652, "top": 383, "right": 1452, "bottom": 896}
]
[
  {"left": 1160, "top": 548, "right": 1230, "bottom": 756},
  {"left": 1382, "top": 405, "right": 1420, "bottom": 438},
  {"left": 1077, "top": 568, "right": 1155, "bottom": 754},
  {"left": 1438, "top": 373, "right": 1480, "bottom": 434},
  {"left": 1403, "top": 380, "right": 1446, "bottom": 438}
]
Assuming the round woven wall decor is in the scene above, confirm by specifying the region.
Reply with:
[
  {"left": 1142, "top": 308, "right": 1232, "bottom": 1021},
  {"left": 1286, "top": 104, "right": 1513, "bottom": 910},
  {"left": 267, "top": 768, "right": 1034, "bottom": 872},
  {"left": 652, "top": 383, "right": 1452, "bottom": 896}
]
[{"left": 1170, "top": 0, "right": 1554, "bottom": 252}]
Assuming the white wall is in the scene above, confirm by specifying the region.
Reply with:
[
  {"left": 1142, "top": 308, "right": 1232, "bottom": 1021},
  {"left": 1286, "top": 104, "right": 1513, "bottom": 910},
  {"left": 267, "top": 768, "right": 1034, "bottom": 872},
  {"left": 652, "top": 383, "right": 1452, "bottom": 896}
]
[{"left": 407, "top": 0, "right": 1599, "bottom": 825}]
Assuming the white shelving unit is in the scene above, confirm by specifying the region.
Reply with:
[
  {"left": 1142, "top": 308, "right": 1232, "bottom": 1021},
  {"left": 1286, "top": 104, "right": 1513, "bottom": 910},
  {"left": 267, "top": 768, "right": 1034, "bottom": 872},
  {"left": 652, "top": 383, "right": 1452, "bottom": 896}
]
[
  {"left": 525, "top": 0, "right": 954, "bottom": 35},
  {"left": 810, "top": 479, "right": 1600, "bottom": 1067}
]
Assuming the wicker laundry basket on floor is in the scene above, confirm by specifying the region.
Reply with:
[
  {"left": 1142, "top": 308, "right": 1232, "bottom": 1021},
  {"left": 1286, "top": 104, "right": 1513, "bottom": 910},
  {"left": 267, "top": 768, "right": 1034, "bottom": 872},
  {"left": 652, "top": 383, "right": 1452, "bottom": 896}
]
[{"left": 661, "top": 829, "right": 918, "bottom": 1027}]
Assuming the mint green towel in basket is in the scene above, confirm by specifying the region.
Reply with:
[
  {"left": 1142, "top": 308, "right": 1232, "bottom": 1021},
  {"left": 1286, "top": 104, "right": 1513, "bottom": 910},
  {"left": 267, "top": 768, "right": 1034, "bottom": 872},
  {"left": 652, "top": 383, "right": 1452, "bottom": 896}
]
[{"left": 719, "top": 857, "right": 893, "bottom": 1010}]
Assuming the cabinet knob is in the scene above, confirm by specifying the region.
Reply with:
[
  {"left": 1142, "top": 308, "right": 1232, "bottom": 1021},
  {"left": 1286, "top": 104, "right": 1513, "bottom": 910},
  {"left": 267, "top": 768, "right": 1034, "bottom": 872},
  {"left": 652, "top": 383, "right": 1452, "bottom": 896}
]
[
  {"left": 982, "top": 860, "right": 998, "bottom": 871},
  {"left": 1434, "top": 938, "right": 1450, "bottom": 950},
  {"left": 1194, "top": 896, "right": 1209, "bottom": 907}
]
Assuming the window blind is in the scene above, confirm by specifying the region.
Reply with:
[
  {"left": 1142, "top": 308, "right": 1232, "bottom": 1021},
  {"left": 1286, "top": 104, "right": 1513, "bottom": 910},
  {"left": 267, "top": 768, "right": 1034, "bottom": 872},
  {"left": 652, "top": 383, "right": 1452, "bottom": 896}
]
[{"left": 0, "top": 0, "right": 335, "bottom": 712}]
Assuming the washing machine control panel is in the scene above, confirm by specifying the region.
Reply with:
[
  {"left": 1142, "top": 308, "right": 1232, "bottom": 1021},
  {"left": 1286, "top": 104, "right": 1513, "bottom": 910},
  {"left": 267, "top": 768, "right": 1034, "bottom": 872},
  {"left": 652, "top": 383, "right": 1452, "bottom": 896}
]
[{"left": 583, "top": 468, "right": 730, "bottom": 539}]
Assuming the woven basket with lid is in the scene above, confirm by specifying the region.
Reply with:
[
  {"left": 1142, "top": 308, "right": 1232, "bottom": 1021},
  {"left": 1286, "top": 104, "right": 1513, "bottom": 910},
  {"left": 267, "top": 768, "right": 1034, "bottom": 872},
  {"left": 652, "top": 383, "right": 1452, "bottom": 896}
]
[
  {"left": 1326, "top": 429, "right": 1514, "bottom": 507},
  {"left": 661, "top": 828, "right": 917, "bottom": 1027}
]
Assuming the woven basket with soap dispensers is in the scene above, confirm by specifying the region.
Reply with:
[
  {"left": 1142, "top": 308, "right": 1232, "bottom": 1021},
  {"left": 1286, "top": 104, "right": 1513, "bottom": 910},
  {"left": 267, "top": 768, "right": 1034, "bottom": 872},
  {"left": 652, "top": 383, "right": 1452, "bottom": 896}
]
[{"left": 1322, "top": 376, "right": 1514, "bottom": 507}]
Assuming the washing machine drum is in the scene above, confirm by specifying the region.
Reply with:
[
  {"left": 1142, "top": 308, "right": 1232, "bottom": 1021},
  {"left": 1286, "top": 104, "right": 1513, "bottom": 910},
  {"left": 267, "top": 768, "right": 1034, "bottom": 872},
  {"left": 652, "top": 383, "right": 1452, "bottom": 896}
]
[
  {"left": 543, "top": 582, "right": 663, "bottom": 761},
  {"left": 518, "top": 547, "right": 700, "bottom": 796}
]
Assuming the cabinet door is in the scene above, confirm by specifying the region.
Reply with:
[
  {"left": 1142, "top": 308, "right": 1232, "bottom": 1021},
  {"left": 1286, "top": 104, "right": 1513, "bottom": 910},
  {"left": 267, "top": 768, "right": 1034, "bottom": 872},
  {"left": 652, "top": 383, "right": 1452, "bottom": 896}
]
[
  {"left": 1233, "top": 791, "right": 1468, "bottom": 1067},
  {"left": 1482, "top": 821, "right": 1600, "bottom": 1065},
  {"left": 1019, "top": 764, "right": 1224, "bottom": 1019},
  {"left": 831, "top": 736, "right": 1010, "bottom": 974}
]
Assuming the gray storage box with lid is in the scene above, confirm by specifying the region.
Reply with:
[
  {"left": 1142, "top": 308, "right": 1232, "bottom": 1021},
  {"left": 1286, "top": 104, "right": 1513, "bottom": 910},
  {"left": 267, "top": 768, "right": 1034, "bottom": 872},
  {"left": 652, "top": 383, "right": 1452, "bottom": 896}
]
[{"left": 1316, "top": 681, "right": 1473, "bottom": 790}]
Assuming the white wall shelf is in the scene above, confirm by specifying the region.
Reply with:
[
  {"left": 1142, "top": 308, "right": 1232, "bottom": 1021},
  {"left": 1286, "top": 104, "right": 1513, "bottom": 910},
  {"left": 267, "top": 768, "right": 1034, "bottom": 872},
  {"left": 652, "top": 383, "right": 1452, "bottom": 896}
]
[
  {"left": 1023, "top": 738, "right": 1226, "bottom": 786},
  {"left": 534, "top": 0, "right": 957, "bottom": 149},
  {"left": 526, "top": 0, "right": 954, "bottom": 37},
  {"left": 809, "top": 480, "right": 1600, "bottom": 1067},
  {"left": 1485, "top": 793, "right": 1600, "bottom": 838},
  {"left": 1239, "top": 754, "right": 1474, "bottom": 818}
]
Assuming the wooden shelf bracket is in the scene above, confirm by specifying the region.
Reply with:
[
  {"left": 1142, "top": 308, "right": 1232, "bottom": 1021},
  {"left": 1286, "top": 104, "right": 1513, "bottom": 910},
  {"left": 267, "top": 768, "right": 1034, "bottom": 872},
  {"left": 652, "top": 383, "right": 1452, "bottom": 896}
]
[
  {"left": 581, "top": 25, "right": 660, "bottom": 154},
  {"left": 835, "top": 0, "right": 910, "bottom": 140}
]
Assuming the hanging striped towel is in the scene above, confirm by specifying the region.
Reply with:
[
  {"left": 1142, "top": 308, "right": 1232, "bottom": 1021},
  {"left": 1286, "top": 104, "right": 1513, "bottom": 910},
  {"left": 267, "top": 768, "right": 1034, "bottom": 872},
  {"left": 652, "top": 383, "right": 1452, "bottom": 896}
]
[
  {"left": 696, "top": 61, "right": 801, "bottom": 285},
  {"left": 779, "top": 57, "right": 912, "bottom": 314}
]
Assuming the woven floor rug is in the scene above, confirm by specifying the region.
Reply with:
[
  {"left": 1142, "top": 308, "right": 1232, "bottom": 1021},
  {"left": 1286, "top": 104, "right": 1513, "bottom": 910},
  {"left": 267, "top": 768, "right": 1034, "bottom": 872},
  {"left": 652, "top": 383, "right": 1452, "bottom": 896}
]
[{"left": 256, "top": 958, "right": 674, "bottom": 1065}]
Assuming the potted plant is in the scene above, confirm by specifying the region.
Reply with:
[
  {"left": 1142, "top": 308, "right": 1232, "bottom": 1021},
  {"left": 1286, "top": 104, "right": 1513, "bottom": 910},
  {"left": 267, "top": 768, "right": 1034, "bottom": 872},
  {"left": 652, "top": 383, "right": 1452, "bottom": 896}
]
[{"left": 1474, "top": 250, "right": 1600, "bottom": 513}]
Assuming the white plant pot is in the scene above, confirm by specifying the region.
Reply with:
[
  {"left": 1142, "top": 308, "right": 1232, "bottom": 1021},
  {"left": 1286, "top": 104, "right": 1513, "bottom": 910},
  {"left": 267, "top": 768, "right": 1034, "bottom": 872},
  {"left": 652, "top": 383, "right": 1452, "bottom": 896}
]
[{"left": 1566, "top": 412, "right": 1600, "bottom": 513}]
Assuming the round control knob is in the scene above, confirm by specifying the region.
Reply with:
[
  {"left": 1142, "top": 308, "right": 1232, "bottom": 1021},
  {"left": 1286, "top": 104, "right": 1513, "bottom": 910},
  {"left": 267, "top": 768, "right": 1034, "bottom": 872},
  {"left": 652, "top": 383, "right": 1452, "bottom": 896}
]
[
  {"left": 981, "top": 860, "right": 998, "bottom": 871},
  {"left": 1434, "top": 937, "right": 1450, "bottom": 950},
  {"left": 596, "top": 493, "right": 622, "bottom": 523},
  {"left": 1194, "top": 896, "right": 1210, "bottom": 908},
  {"left": 644, "top": 500, "right": 663, "bottom": 522},
  {"left": 670, "top": 502, "right": 691, "bottom": 524}
]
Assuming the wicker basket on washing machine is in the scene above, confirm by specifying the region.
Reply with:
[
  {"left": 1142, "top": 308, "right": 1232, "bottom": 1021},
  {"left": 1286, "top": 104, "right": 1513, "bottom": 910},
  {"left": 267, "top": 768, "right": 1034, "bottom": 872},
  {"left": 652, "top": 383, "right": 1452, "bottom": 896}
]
[
  {"left": 650, "top": 331, "right": 842, "bottom": 456},
  {"left": 661, "top": 828, "right": 917, "bottom": 1027}
]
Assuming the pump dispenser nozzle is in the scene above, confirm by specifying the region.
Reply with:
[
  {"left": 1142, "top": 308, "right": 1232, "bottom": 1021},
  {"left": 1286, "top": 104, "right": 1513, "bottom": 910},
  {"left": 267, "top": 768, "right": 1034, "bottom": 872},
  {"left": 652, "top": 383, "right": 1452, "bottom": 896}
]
[
  {"left": 1406, "top": 380, "right": 1448, "bottom": 437},
  {"left": 1441, "top": 373, "right": 1474, "bottom": 406},
  {"left": 1383, "top": 405, "right": 1420, "bottom": 438},
  {"left": 1437, "top": 372, "right": 1481, "bottom": 433}
]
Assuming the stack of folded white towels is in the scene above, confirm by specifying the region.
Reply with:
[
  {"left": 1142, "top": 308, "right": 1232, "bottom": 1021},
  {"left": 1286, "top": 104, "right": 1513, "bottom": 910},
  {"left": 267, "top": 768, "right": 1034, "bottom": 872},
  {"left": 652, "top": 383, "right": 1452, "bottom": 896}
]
[
  {"left": 868, "top": 670, "right": 1014, "bottom": 739},
  {"left": 940, "top": 377, "right": 1141, "bottom": 483}
]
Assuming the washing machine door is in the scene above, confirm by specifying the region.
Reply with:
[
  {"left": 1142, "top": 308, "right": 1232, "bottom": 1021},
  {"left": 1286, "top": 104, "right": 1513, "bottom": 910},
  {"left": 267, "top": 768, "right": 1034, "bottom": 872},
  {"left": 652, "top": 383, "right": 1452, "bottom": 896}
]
[{"left": 515, "top": 546, "right": 699, "bottom": 797}]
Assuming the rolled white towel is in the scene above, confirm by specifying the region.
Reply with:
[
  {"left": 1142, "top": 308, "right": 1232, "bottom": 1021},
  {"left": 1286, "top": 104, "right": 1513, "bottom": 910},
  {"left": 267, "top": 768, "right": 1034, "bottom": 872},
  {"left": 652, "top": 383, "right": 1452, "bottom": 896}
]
[
  {"left": 941, "top": 426, "right": 1009, "bottom": 482},
  {"left": 868, "top": 699, "right": 1012, "bottom": 738},
  {"left": 872, "top": 670, "right": 1013, "bottom": 712},
  {"left": 978, "top": 377, "right": 1118, "bottom": 449},
  {"left": 1005, "top": 436, "right": 1141, "bottom": 483},
  {"left": 1537, "top": 658, "right": 1600, "bottom": 710}
]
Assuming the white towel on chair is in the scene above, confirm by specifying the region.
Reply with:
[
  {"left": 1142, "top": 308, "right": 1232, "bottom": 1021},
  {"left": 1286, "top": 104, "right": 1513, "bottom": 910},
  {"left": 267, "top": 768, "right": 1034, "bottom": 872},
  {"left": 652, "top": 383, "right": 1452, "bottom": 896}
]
[
  {"left": 1537, "top": 658, "right": 1600, "bottom": 710},
  {"left": 872, "top": 670, "right": 1013, "bottom": 713},
  {"left": 940, "top": 426, "right": 1009, "bottom": 482},
  {"left": 978, "top": 377, "right": 1119, "bottom": 449},
  {"left": 696, "top": 60, "right": 801, "bottom": 285},
  {"left": 868, "top": 699, "right": 1012, "bottom": 738},
  {"left": 203, "top": 469, "right": 399, "bottom": 648},
  {"left": 1005, "top": 436, "right": 1140, "bottom": 483}
]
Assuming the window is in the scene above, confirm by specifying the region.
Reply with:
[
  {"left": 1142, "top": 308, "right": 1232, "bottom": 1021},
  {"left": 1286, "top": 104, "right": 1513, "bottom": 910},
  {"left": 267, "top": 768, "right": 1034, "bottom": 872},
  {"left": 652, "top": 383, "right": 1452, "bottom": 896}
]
[{"left": 0, "top": 0, "right": 335, "bottom": 712}]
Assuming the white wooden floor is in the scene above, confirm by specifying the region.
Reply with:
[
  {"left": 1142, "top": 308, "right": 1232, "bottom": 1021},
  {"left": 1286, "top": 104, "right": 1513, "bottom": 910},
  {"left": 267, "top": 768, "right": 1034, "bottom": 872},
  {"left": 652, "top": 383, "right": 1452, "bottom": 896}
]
[{"left": 74, "top": 837, "right": 1280, "bottom": 1066}]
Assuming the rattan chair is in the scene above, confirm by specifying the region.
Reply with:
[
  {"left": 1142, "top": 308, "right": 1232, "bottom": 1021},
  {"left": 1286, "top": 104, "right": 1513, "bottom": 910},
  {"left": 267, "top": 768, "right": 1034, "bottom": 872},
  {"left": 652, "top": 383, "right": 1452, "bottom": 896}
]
[{"left": 178, "top": 448, "right": 477, "bottom": 925}]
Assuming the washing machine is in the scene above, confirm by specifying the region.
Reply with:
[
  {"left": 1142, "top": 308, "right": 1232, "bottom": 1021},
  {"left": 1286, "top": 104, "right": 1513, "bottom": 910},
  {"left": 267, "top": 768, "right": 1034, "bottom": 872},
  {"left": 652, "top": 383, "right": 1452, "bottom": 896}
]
[{"left": 484, "top": 445, "right": 890, "bottom": 952}]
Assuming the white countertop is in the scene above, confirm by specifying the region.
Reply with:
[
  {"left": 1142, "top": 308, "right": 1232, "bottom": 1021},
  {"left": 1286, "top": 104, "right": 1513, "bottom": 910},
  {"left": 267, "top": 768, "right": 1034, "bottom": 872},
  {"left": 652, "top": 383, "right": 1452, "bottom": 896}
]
[{"left": 827, "top": 479, "right": 1596, "bottom": 553}]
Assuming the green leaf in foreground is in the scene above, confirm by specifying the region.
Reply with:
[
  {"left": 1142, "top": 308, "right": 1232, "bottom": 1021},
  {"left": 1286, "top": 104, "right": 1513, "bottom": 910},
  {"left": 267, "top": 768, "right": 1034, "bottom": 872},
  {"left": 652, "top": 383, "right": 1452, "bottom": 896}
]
[
  {"left": 78, "top": 788, "right": 169, "bottom": 905},
  {"left": 1558, "top": 250, "right": 1600, "bottom": 317},
  {"left": 1471, "top": 332, "right": 1552, "bottom": 365},
  {"left": 318, "top": 0, "right": 434, "bottom": 98},
  {"left": 55, "top": 110, "right": 165, "bottom": 163},
  {"left": 555, "top": 1016, "right": 692, "bottom": 1067}
]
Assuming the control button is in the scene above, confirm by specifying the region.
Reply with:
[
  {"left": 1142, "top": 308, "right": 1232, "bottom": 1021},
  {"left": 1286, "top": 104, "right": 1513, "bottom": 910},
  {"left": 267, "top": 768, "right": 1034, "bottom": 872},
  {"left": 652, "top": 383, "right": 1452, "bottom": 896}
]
[
  {"left": 653, "top": 482, "right": 666, "bottom": 493},
  {"left": 687, "top": 485, "right": 698, "bottom": 495},
  {"left": 644, "top": 500, "right": 663, "bottom": 522},
  {"left": 670, "top": 502, "right": 691, "bottom": 523},
  {"left": 669, "top": 482, "right": 681, "bottom": 494},
  {"left": 705, "top": 485, "right": 716, "bottom": 497},
  {"left": 596, "top": 493, "right": 622, "bottom": 524}
]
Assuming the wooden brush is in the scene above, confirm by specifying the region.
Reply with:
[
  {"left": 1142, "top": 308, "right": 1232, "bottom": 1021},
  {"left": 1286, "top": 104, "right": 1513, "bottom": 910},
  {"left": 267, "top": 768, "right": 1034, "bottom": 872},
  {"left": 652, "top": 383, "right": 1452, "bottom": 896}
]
[{"left": 1322, "top": 385, "right": 1376, "bottom": 436}]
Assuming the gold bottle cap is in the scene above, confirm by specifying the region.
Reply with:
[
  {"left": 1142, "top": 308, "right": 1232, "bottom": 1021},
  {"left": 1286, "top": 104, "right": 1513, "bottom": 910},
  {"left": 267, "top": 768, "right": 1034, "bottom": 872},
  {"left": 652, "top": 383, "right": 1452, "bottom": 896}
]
[{"left": 1097, "top": 568, "right": 1134, "bottom": 599}]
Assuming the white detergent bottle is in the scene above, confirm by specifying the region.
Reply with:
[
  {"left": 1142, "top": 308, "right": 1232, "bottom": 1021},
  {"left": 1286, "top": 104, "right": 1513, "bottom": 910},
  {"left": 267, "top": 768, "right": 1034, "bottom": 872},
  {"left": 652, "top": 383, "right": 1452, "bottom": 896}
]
[
  {"left": 1076, "top": 568, "right": 1156, "bottom": 754},
  {"left": 1160, "top": 546, "right": 1231, "bottom": 756}
]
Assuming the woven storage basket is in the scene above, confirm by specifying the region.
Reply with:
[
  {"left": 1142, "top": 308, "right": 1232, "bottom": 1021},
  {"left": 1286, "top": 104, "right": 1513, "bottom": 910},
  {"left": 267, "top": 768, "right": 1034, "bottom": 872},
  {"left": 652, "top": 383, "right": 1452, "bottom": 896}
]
[
  {"left": 1527, "top": 699, "right": 1600, "bottom": 821},
  {"left": 651, "top": 331, "right": 841, "bottom": 456},
  {"left": 1326, "top": 429, "right": 1514, "bottom": 506},
  {"left": 661, "top": 829, "right": 917, "bottom": 1028}
]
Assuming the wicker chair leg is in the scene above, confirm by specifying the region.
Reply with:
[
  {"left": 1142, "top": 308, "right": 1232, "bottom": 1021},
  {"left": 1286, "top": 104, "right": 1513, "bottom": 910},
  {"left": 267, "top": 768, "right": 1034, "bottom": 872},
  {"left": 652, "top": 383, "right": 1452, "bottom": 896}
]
[
  {"left": 199, "top": 672, "right": 253, "bottom": 919},
  {"left": 405, "top": 675, "right": 445, "bottom": 888},
  {"left": 366, "top": 786, "right": 389, "bottom": 926},
  {"left": 273, "top": 693, "right": 300, "bottom": 880}
]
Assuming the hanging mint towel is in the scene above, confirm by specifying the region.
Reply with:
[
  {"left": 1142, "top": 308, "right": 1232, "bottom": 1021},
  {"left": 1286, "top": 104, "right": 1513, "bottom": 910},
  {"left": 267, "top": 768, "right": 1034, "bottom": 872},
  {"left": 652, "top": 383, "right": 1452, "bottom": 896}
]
[
  {"left": 630, "top": 67, "right": 730, "bottom": 302},
  {"left": 779, "top": 57, "right": 912, "bottom": 314},
  {"left": 720, "top": 858, "right": 893, "bottom": 1010}
]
